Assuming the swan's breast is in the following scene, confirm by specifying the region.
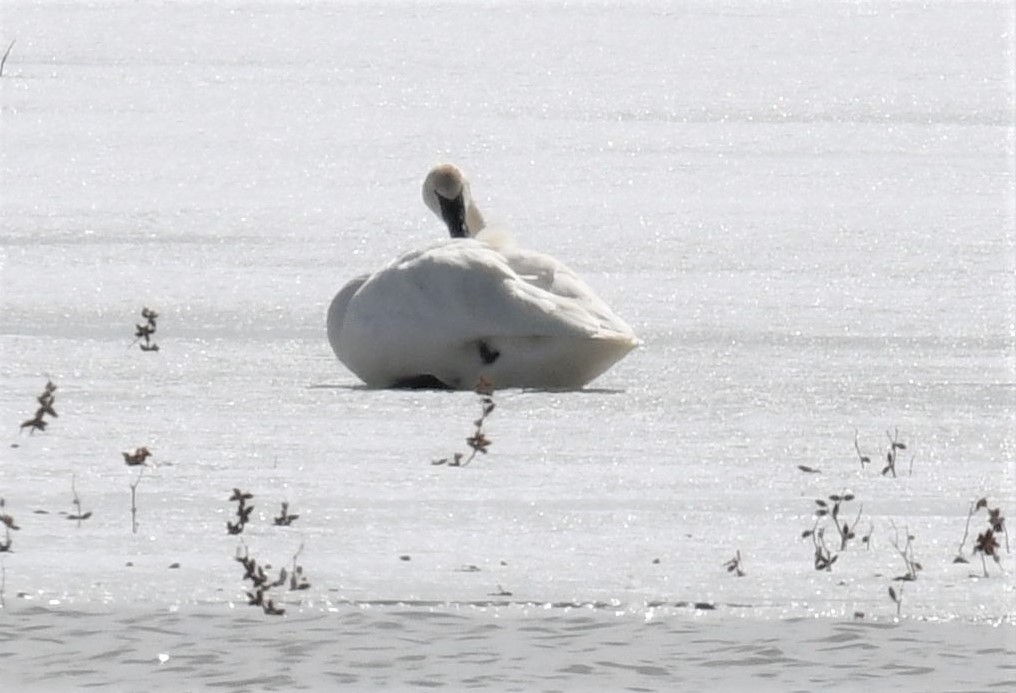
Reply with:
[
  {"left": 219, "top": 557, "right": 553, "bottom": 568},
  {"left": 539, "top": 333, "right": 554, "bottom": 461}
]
[{"left": 326, "top": 274, "right": 369, "bottom": 360}]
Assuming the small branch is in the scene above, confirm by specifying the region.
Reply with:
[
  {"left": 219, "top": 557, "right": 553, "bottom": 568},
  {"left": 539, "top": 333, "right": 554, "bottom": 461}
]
[{"left": 889, "top": 520, "right": 921, "bottom": 581}]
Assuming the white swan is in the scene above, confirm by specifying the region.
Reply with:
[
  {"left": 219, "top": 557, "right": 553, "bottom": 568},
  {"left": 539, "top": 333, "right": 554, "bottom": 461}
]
[{"left": 326, "top": 164, "right": 638, "bottom": 389}]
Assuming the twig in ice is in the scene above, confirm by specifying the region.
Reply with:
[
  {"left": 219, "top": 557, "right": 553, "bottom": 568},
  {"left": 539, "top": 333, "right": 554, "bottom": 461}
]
[
  {"left": 129, "top": 468, "right": 144, "bottom": 534},
  {"left": 67, "top": 474, "right": 93, "bottom": 527}
]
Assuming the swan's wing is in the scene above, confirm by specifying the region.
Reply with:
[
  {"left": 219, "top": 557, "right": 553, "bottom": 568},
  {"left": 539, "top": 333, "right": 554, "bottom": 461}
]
[
  {"left": 493, "top": 244, "right": 636, "bottom": 339},
  {"left": 369, "top": 240, "right": 606, "bottom": 340}
]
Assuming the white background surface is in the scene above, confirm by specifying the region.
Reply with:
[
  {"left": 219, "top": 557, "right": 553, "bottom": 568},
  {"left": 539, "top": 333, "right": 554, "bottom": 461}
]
[{"left": 1, "top": 0, "right": 1013, "bottom": 628}]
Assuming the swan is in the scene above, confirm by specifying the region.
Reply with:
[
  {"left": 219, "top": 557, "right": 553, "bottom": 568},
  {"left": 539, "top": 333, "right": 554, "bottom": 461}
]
[{"left": 326, "top": 164, "right": 638, "bottom": 389}]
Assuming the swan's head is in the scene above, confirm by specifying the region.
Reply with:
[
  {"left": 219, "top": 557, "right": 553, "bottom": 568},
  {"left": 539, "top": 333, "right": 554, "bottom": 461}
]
[{"left": 422, "top": 163, "right": 485, "bottom": 238}]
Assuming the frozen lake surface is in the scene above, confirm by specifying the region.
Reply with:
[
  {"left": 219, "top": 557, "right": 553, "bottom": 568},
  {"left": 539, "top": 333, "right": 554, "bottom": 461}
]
[{"left": 1, "top": 0, "right": 1014, "bottom": 690}]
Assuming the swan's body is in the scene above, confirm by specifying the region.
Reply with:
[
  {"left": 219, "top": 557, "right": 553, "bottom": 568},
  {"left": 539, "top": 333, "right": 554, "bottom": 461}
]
[{"left": 327, "top": 164, "right": 638, "bottom": 389}]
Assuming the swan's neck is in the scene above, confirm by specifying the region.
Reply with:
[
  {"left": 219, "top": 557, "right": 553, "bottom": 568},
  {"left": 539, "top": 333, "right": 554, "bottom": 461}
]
[
  {"left": 464, "top": 192, "right": 485, "bottom": 236},
  {"left": 439, "top": 188, "right": 486, "bottom": 238}
]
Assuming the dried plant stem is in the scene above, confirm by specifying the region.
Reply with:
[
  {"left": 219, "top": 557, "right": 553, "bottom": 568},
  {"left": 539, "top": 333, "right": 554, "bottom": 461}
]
[
  {"left": 129, "top": 468, "right": 145, "bottom": 534},
  {"left": 432, "top": 380, "right": 495, "bottom": 467},
  {"left": 889, "top": 521, "right": 921, "bottom": 580},
  {"left": 71, "top": 474, "right": 83, "bottom": 528},
  {"left": 831, "top": 499, "right": 863, "bottom": 551},
  {"left": 808, "top": 519, "right": 837, "bottom": 571},
  {"left": 853, "top": 428, "right": 870, "bottom": 468},
  {"left": 227, "top": 489, "right": 254, "bottom": 534},
  {"left": 289, "top": 542, "right": 311, "bottom": 591},
  {"left": 460, "top": 394, "right": 494, "bottom": 467},
  {"left": 0, "top": 559, "right": 6, "bottom": 609},
  {"left": 882, "top": 427, "right": 907, "bottom": 477},
  {"left": 957, "top": 500, "right": 977, "bottom": 559},
  {"left": 889, "top": 582, "right": 904, "bottom": 617},
  {"left": 862, "top": 521, "right": 875, "bottom": 550},
  {"left": 131, "top": 307, "right": 160, "bottom": 351},
  {"left": 0, "top": 498, "right": 17, "bottom": 553},
  {"left": 723, "top": 550, "right": 745, "bottom": 577}
]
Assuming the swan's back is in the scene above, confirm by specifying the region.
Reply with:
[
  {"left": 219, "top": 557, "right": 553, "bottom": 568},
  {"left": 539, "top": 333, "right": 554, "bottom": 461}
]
[{"left": 492, "top": 240, "right": 634, "bottom": 338}]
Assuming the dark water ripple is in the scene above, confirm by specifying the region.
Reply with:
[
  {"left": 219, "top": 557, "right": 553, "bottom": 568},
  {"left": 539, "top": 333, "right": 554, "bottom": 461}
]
[{"left": 0, "top": 605, "right": 1012, "bottom": 692}]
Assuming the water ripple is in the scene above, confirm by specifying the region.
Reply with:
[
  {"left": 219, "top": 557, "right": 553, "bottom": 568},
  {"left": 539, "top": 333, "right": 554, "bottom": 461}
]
[{"left": 0, "top": 605, "right": 1011, "bottom": 691}]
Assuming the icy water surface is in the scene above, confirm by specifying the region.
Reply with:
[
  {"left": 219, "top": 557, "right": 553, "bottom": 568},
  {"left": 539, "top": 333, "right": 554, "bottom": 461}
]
[
  {"left": 1, "top": 604, "right": 1013, "bottom": 692},
  {"left": 1, "top": 0, "right": 1014, "bottom": 690}
]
